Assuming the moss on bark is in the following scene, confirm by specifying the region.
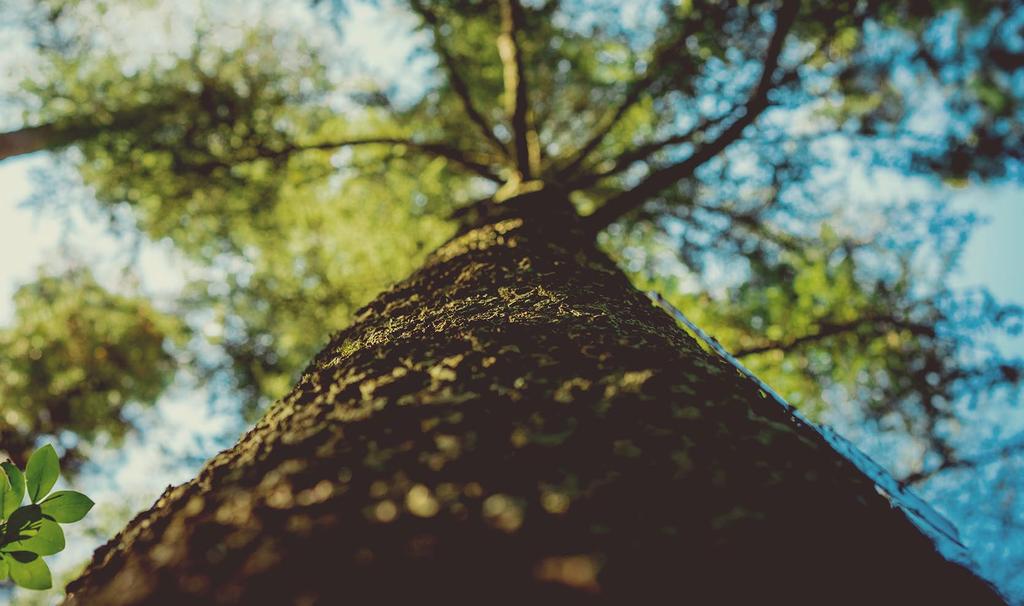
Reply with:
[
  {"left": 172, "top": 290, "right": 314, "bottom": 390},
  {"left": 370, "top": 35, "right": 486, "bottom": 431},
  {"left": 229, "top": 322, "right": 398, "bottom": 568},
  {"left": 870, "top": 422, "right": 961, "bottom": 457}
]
[{"left": 65, "top": 193, "right": 1003, "bottom": 605}]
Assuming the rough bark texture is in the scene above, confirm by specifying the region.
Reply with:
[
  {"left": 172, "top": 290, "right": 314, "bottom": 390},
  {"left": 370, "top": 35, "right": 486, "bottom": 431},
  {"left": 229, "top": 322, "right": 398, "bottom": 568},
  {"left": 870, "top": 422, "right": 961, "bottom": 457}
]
[{"left": 65, "top": 193, "right": 1003, "bottom": 605}]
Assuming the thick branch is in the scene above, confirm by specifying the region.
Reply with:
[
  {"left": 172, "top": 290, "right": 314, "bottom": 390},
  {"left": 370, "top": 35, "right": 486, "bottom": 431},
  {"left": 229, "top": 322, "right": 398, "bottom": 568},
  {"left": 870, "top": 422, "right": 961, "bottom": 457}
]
[
  {"left": 410, "top": 0, "right": 509, "bottom": 160},
  {"left": 259, "top": 137, "right": 504, "bottom": 183},
  {"left": 581, "top": 0, "right": 800, "bottom": 235},
  {"left": 0, "top": 102, "right": 176, "bottom": 162},
  {"left": 497, "top": 0, "right": 538, "bottom": 179},
  {"left": 0, "top": 123, "right": 63, "bottom": 160}
]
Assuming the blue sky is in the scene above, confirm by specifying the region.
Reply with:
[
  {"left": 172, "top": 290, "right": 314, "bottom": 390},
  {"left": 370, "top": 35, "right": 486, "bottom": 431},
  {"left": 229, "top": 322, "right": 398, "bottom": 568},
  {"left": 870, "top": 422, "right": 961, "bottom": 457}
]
[{"left": 949, "top": 182, "right": 1024, "bottom": 315}]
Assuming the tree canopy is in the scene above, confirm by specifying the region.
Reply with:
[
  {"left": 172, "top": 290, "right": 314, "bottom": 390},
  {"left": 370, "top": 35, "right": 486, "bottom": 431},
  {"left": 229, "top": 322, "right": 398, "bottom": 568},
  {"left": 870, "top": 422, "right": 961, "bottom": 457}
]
[{"left": 0, "top": 0, "right": 1022, "bottom": 599}]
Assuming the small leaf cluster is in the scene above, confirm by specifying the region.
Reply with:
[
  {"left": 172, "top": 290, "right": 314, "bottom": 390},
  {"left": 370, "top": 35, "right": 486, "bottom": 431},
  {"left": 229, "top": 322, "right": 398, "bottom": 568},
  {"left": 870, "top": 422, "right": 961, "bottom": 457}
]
[{"left": 0, "top": 445, "right": 94, "bottom": 591}]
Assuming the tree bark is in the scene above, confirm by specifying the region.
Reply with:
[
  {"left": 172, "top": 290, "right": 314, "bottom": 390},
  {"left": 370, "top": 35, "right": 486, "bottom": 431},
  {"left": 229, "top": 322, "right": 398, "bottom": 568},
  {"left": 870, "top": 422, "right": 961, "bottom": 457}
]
[
  {"left": 64, "top": 192, "right": 1004, "bottom": 605},
  {"left": 0, "top": 123, "right": 68, "bottom": 161},
  {"left": 0, "top": 119, "right": 127, "bottom": 161},
  {"left": 0, "top": 104, "right": 175, "bottom": 162}
]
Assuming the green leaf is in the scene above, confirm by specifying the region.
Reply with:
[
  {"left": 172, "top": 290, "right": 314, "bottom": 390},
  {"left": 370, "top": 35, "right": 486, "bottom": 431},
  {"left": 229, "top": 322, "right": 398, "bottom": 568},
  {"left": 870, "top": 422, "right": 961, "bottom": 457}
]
[
  {"left": 0, "top": 554, "right": 9, "bottom": 581},
  {"left": 25, "top": 445, "right": 60, "bottom": 504},
  {"left": 3, "top": 505, "right": 42, "bottom": 546},
  {"left": 40, "top": 490, "right": 95, "bottom": 523},
  {"left": 5, "top": 517, "right": 65, "bottom": 556},
  {"left": 7, "top": 551, "right": 52, "bottom": 590},
  {"left": 1, "top": 462, "right": 26, "bottom": 519},
  {"left": 0, "top": 467, "right": 10, "bottom": 522}
]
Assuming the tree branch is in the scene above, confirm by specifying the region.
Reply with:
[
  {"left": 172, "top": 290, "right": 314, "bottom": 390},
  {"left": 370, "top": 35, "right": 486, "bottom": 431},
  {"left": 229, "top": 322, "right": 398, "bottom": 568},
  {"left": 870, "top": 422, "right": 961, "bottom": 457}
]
[
  {"left": 580, "top": 0, "right": 800, "bottom": 235},
  {"left": 901, "top": 433, "right": 1024, "bottom": 485},
  {"left": 395, "top": 141, "right": 504, "bottom": 182},
  {"left": 215, "top": 137, "right": 504, "bottom": 183},
  {"left": 0, "top": 123, "right": 62, "bottom": 161},
  {"left": 564, "top": 111, "right": 730, "bottom": 190},
  {"left": 409, "top": 0, "right": 509, "bottom": 160},
  {"left": 0, "top": 101, "right": 179, "bottom": 162},
  {"left": 497, "top": 0, "right": 538, "bottom": 179},
  {"left": 557, "top": 24, "right": 695, "bottom": 180},
  {"left": 733, "top": 316, "right": 936, "bottom": 358}
]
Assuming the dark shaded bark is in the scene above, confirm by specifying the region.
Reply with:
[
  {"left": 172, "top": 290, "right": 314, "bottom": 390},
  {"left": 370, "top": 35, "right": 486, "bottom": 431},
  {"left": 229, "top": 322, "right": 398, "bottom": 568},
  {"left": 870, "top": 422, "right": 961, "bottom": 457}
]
[
  {"left": 0, "top": 112, "right": 504, "bottom": 182},
  {"left": 65, "top": 191, "right": 1003, "bottom": 605},
  {"left": 0, "top": 123, "right": 70, "bottom": 161},
  {"left": 0, "top": 106, "right": 165, "bottom": 162}
]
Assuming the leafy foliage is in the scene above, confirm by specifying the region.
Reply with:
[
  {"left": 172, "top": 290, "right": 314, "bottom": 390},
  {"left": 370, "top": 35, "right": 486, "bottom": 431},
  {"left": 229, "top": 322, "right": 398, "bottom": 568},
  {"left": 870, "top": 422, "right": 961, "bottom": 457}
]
[
  {"left": 0, "top": 445, "right": 94, "bottom": 591},
  {"left": 1, "top": 0, "right": 1022, "bottom": 594},
  {"left": 0, "top": 268, "right": 185, "bottom": 472},
  {"left": 2, "top": 0, "right": 1019, "bottom": 458}
]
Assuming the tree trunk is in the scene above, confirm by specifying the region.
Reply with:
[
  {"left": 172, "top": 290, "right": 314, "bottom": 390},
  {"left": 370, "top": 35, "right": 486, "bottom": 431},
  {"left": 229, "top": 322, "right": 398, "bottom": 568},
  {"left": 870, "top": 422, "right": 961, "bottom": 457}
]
[{"left": 64, "top": 191, "right": 1004, "bottom": 605}]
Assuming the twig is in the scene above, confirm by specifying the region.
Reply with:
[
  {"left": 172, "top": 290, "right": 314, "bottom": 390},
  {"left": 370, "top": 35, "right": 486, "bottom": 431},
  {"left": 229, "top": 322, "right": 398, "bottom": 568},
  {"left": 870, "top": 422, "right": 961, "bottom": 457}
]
[
  {"left": 409, "top": 0, "right": 509, "bottom": 159},
  {"left": 581, "top": 0, "right": 800, "bottom": 235}
]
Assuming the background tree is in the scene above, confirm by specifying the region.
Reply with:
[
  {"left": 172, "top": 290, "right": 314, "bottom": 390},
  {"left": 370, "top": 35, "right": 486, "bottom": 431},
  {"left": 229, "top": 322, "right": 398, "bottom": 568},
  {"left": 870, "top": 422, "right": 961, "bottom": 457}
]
[
  {"left": 0, "top": 268, "right": 184, "bottom": 472},
  {"left": 0, "top": 0, "right": 1022, "bottom": 601}
]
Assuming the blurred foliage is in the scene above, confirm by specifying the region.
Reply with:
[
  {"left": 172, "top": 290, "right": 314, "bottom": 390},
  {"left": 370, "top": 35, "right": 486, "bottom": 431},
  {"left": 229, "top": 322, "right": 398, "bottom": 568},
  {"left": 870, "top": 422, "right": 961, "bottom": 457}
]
[
  {"left": 0, "top": 269, "right": 185, "bottom": 471},
  {"left": 185, "top": 155, "right": 457, "bottom": 418},
  {"left": 0, "top": 4, "right": 1022, "bottom": 589},
  {"left": 616, "top": 218, "right": 1022, "bottom": 436}
]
